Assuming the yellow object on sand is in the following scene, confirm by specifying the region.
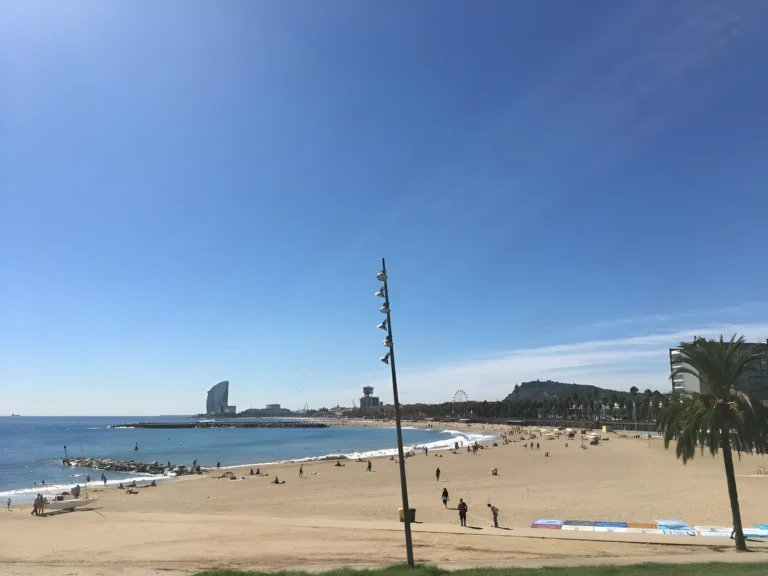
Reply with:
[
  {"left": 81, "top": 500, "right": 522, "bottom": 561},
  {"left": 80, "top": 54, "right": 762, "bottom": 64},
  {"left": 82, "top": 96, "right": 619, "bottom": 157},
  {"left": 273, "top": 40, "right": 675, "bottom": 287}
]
[{"left": 491, "top": 468, "right": 497, "bottom": 475}]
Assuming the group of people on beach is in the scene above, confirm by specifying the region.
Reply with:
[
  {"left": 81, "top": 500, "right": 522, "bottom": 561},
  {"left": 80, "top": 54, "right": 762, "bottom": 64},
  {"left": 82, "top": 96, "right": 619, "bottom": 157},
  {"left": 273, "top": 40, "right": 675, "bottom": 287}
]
[
  {"left": 30, "top": 494, "right": 46, "bottom": 516},
  {"left": 440, "top": 488, "right": 499, "bottom": 528}
]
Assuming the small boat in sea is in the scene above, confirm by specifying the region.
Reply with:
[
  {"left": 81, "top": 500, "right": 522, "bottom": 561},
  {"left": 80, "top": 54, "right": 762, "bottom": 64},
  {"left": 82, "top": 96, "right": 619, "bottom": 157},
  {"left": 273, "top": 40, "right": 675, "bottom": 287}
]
[{"left": 10, "top": 414, "right": 20, "bottom": 417}]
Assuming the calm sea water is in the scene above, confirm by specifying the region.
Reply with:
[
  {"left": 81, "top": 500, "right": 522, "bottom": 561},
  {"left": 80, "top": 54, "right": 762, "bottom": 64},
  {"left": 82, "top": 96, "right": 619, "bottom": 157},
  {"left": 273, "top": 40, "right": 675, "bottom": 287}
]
[{"left": 0, "top": 416, "right": 490, "bottom": 503}]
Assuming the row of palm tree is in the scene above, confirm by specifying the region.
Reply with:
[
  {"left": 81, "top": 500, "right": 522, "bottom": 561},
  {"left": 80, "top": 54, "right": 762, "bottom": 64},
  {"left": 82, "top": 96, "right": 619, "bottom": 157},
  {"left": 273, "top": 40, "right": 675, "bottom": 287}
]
[{"left": 398, "top": 391, "right": 666, "bottom": 422}]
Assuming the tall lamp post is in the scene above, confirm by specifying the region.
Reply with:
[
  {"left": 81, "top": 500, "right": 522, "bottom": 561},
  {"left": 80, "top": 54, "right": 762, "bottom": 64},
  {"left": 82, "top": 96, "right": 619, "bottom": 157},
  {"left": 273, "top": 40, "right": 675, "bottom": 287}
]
[{"left": 375, "top": 258, "right": 414, "bottom": 567}]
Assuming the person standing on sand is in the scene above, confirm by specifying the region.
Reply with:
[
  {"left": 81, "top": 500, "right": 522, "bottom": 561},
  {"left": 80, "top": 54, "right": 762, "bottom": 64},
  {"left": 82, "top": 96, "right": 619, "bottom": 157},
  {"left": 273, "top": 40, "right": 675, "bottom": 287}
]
[
  {"left": 217, "top": 462, "right": 221, "bottom": 469},
  {"left": 435, "top": 467, "right": 441, "bottom": 482},
  {"left": 488, "top": 503, "right": 499, "bottom": 527},
  {"left": 7, "top": 497, "right": 11, "bottom": 511},
  {"left": 458, "top": 499, "right": 467, "bottom": 526},
  {"left": 441, "top": 488, "right": 449, "bottom": 508},
  {"left": 367, "top": 460, "right": 372, "bottom": 472},
  {"left": 299, "top": 464, "right": 304, "bottom": 478}
]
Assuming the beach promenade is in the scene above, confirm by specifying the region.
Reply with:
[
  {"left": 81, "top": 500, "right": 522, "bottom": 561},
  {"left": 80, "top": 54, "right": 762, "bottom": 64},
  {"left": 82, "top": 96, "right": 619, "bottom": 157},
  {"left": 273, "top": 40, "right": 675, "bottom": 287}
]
[{"left": 3, "top": 426, "right": 768, "bottom": 574}]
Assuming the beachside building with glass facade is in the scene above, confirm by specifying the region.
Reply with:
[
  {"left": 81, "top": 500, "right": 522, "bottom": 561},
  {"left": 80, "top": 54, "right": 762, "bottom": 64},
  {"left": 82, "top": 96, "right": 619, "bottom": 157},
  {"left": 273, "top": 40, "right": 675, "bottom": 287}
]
[{"left": 670, "top": 339, "right": 768, "bottom": 401}]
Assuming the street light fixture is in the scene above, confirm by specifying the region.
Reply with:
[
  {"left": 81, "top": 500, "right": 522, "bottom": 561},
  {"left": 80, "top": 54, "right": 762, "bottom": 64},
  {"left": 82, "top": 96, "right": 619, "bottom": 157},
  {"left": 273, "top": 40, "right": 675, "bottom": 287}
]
[{"left": 374, "top": 258, "right": 414, "bottom": 567}]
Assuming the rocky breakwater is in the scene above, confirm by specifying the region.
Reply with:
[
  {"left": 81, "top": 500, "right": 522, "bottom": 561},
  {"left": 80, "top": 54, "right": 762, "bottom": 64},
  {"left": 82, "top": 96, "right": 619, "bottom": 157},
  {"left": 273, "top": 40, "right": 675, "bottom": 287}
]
[{"left": 63, "top": 457, "right": 199, "bottom": 476}]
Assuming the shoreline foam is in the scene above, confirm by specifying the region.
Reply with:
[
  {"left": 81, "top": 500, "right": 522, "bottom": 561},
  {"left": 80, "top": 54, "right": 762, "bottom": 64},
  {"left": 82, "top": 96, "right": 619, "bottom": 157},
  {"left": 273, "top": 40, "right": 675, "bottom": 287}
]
[
  {"left": 213, "top": 428, "right": 496, "bottom": 470},
  {"left": 2, "top": 427, "right": 496, "bottom": 503}
]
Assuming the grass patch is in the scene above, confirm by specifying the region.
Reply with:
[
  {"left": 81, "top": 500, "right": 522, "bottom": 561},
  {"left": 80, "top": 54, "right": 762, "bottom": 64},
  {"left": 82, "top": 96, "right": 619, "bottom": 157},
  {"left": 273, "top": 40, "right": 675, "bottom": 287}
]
[{"left": 195, "top": 563, "right": 768, "bottom": 576}]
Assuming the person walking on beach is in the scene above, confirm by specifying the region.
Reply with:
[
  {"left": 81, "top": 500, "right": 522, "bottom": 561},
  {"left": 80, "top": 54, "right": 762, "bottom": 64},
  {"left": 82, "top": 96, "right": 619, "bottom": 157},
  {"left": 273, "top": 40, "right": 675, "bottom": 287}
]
[
  {"left": 6, "top": 498, "right": 11, "bottom": 511},
  {"left": 367, "top": 460, "right": 372, "bottom": 472},
  {"left": 488, "top": 503, "right": 499, "bottom": 528},
  {"left": 435, "top": 467, "right": 441, "bottom": 482},
  {"left": 441, "top": 488, "right": 449, "bottom": 508},
  {"left": 217, "top": 461, "right": 221, "bottom": 469},
  {"left": 458, "top": 499, "right": 468, "bottom": 526},
  {"left": 299, "top": 464, "right": 304, "bottom": 478}
]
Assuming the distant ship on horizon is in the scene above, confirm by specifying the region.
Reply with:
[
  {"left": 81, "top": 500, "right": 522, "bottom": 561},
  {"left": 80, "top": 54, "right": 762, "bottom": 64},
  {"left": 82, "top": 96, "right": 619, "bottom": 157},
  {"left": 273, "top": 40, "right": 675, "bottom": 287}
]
[{"left": 10, "top": 413, "right": 20, "bottom": 417}]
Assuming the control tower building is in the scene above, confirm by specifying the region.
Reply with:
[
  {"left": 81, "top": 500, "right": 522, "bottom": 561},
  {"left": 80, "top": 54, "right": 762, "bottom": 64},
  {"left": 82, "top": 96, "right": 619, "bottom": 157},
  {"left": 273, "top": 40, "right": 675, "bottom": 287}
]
[{"left": 360, "top": 386, "right": 380, "bottom": 413}]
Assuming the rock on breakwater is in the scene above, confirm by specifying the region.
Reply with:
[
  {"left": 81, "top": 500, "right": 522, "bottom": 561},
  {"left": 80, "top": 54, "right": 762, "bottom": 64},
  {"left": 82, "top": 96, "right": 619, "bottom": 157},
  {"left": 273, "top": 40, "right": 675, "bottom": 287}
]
[
  {"left": 63, "top": 457, "right": 199, "bottom": 476},
  {"left": 111, "top": 421, "right": 328, "bottom": 429}
]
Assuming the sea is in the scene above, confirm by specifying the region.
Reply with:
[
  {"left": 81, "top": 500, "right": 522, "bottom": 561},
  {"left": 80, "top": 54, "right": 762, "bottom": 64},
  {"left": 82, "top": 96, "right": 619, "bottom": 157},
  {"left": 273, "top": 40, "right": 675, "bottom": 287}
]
[{"left": 0, "top": 416, "right": 492, "bottom": 504}]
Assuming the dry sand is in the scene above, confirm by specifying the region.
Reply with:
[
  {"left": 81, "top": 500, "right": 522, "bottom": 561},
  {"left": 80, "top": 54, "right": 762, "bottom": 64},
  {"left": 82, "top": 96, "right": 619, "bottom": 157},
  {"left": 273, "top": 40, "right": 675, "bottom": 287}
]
[{"left": 3, "top": 425, "right": 768, "bottom": 575}]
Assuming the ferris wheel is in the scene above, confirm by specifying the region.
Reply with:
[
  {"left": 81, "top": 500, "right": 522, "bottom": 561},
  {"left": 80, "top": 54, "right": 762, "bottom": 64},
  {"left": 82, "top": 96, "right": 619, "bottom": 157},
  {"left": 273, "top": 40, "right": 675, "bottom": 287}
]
[{"left": 453, "top": 390, "right": 469, "bottom": 403}]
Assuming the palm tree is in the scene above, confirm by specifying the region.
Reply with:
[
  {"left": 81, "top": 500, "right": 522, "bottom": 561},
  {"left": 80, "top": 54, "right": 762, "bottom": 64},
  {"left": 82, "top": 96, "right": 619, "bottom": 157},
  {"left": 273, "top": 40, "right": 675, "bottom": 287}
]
[
  {"left": 652, "top": 390, "right": 662, "bottom": 420},
  {"left": 630, "top": 386, "right": 639, "bottom": 423},
  {"left": 659, "top": 335, "right": 768, "bottom": 551}
]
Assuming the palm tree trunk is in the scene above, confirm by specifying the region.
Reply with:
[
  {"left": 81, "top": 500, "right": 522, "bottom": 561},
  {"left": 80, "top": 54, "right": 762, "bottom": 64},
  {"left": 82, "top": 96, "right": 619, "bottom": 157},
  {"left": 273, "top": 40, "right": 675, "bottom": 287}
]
[{"left": 721, "top": 430, "right": 747, "bottom": 551}]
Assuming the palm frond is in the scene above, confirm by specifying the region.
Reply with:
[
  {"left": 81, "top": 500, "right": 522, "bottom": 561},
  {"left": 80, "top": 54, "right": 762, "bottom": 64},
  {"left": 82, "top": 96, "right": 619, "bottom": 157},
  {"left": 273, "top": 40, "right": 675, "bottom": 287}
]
[{"left": 659, "top": 334, "right": 768, "bottom": 462}]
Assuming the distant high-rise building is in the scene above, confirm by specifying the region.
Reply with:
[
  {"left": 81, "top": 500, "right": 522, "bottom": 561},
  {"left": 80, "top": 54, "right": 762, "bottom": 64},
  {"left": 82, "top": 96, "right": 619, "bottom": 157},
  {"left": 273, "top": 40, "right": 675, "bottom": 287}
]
[
  {"left": 206, "top": 381, "right": 230, "bottom": 414},
  {"left": 670, "top": 340, "right": 768, "bottom": 400}
]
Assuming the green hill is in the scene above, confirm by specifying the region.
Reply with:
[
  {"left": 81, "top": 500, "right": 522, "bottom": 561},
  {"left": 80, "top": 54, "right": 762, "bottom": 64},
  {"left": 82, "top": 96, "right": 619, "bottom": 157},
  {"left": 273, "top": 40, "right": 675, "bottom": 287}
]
[{"left": 502, "top": 380, "right": 636, "bottom": 402}]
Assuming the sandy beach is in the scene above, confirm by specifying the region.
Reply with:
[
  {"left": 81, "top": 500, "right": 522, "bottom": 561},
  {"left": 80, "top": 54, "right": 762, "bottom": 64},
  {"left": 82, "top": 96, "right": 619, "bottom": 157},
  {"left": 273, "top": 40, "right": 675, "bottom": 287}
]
[{"left": 3, "top": 426, "right": 768, "bottom": 575}]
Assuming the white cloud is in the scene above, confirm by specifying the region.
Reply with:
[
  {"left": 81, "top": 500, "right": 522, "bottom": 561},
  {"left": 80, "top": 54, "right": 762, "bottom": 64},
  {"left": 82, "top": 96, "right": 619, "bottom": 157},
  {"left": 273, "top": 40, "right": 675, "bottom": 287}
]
[{"left": 337, "top": 323, "right": 768, "bottom": 406}]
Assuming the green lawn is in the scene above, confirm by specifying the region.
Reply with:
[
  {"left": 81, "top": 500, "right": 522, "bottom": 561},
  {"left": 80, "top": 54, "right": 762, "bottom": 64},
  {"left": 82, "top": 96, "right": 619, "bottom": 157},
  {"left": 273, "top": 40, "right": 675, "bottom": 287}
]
[{"left": 195, "top": 563, "right": 768, "bottom": 576}]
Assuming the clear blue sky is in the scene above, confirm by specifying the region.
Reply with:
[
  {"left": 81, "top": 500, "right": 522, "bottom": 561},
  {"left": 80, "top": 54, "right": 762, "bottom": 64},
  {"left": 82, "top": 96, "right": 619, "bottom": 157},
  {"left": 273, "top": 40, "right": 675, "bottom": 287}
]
[{"left": 2, "top": 1, "right": 768, "bottom": 415}]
